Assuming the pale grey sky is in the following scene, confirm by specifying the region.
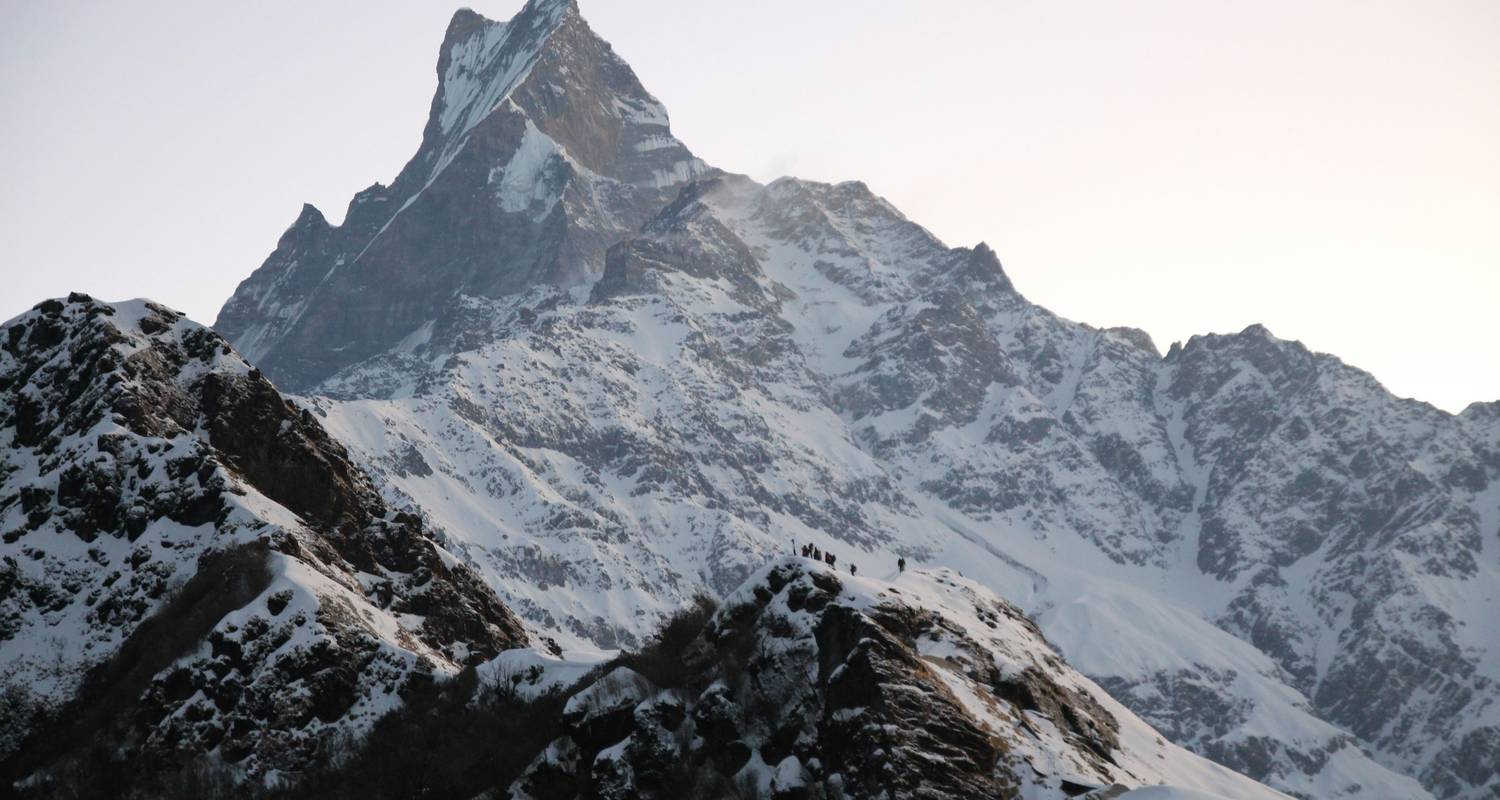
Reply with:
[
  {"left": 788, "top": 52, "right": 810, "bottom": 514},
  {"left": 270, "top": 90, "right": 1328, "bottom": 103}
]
[{"left": 2, "top": 0, "right": 1497, "bottom": 411}]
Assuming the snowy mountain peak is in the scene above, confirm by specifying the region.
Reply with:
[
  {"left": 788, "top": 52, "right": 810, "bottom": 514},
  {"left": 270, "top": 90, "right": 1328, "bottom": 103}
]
[
  {"left": 216, "top": 0, "right": 703, "bottom": 391},
  {"left": 426, "top": 0, "right": 574, "bottom": 154}
]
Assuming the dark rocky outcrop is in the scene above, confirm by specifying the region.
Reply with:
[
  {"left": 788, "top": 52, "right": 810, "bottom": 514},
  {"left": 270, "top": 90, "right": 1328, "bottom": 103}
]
[
  {"left": 496, "top": 561, "right": 1216, "bottom": 800},
  {"left": 0, "top": 295, "right": 527, "bottom": 785}
]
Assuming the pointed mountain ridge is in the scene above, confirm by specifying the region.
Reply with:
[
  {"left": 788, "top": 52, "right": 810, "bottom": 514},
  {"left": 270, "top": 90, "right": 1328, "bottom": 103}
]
[
  {"left": 216, "top": 0, "right": 702, "bottom": 391},
  {"left": 422, "top": 1, "right": 577, "bottom": 174}
]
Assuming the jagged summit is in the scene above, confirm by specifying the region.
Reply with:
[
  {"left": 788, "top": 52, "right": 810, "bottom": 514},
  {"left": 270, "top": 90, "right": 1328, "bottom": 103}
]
[
  {"left": 422, "top": 1, "right": 575, "bottom": 172},
  {"left": 215, "top": 0, "right": 703, "bottom": 391}
]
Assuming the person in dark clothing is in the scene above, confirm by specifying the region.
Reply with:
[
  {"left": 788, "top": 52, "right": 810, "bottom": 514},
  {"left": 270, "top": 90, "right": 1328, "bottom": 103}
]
[
  {"left": 850, "top": 564, "right": 857, "bottom": 576},
  {"left": 826, "top": 552, "right": 836, "bottom": 568},
  {"left": 897, "top": 557, "right": 906, "bottom": 573}
]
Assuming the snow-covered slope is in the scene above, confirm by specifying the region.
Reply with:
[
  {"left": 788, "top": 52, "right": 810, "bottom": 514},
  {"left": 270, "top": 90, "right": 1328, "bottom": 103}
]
[
  {"left": 0, "top": 295, "right": 528, "bottom": 786},
  {"left": 213, "top": 2, "right": 1498, "bottom": 798},
  {"left": 1112, "top": 789, "right": 1241, "bottom": 800}
]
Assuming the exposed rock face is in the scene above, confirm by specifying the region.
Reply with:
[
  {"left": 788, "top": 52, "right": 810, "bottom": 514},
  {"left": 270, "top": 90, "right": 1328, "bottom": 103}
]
[
  {"left": 1148, "top": 328, "right": 1500, "bottom": 798},
  {"left": 0, "top": 295, "right": 527, "bottom": 782},
  {"left": 208, "top": 2, "right": 1496, "bottom": 798},
  {"left": 504, "top": 559, "right": 1284, "bottom": 800},
  {"left": 215, "top": 0, "right": 703, "bottom": 392}
]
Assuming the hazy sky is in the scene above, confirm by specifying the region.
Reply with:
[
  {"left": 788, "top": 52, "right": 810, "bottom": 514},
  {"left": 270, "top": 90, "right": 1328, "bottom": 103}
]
[{"left": 3, "top": 1, "right": 1497, "bottom": 412}]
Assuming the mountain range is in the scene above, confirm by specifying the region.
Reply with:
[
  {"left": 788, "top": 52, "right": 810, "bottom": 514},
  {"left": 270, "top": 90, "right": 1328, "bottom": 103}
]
[{"left": 3, "top": 1, "right": 1495, "bottom": 798}]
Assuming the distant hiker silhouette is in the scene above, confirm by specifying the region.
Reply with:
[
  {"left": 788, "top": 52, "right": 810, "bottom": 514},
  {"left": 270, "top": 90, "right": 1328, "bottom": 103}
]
[
  {"left": 825, "top": 552, "right": 836, "bottom": 568},
  {"left": 897, "top": 557, "right": 906, "bottom": 573},
  {"left": 850, "top": 564, "right": 857, "bottom": 576}
]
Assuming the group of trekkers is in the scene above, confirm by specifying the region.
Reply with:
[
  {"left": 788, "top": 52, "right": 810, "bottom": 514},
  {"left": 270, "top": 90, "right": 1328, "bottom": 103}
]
[{"left": 796, "top": 542, "right": 908, "bottom": 577}]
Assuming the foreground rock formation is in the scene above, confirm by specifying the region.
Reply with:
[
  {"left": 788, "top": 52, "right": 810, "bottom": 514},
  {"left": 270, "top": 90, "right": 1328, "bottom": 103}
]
[
  {"left": 501, "top": 559, "right": 1286, "bottom": 800},
  {"left": 0, "top": 295, "right": 527, "bottom": 789},
  {"left": 235, "top": 559, "right": 1293, "bottom": 799}
]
